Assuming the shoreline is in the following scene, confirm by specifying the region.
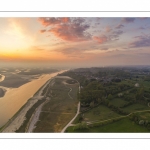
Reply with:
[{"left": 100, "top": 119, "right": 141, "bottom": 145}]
[
  {"left": 1, "top": 70, "right": 66, "bottom": 132},
  {"left": 0, "top": 74, "right": 6, "bottom": 97}
]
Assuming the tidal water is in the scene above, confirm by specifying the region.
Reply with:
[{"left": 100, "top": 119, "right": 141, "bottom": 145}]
[{"left": 0, "top": 71, "right": 63, "bottom": 127}]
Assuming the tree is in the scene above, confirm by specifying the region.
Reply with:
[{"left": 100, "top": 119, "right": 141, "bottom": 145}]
[
  {"left": 97, "top": 98, "right": 101, "bottom": 104},
  {"left": 90, "top": 101, "right": 94, "bottom": 107},
  {"left": 135, "top": 88, "right": 144, "bottom": 101},
  {"left": 73, "top": 122, "right": 88, "bottom": 130},
  {"left": 78, "top": 115, "right": 84, "bottom": 122},
  {"left": 108, "top": 94, "right": 113, "bottom": 100}
]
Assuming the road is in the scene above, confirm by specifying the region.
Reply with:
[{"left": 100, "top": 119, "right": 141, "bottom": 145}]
[{"left": 61, "top": 101, "right": 80, "bottom": 133}]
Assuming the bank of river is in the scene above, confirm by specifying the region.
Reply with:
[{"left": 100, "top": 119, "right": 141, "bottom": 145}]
[{"left": 0, "top": 70, "right": 65, "bottom": 128}]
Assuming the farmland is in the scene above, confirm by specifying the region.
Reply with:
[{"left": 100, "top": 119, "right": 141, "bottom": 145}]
[{"left": 59, "top": 66, "right": 150, "bottom": 132}]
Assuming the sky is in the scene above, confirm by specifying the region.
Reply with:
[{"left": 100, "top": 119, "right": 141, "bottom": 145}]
[{"left": 0, "top": 17, "right": 150, "bottom": 67}]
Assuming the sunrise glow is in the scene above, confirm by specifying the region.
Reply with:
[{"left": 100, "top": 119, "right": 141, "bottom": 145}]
[{"left": 0, "top": 17, "right": 150, "bottom": 67}]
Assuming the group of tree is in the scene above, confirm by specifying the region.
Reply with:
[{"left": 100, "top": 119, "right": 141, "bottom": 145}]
[{"left": 129, "top": 113, "right": 150, "bottom": 130}]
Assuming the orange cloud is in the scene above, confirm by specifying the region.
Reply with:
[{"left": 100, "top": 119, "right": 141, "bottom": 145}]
[
  {"left": 39, "top": 17, "right": 91, "bottom": 42},
  {"left": 48, "top": 23, "right": 90, "bottom": 42},
  {"left": 105, "top": 26, "right": 112, "bottom": 33},
  {"left": 40, "top": 29, "right": 46, "bottom": 33},
  {"left": 93, "top": 35, "right": 108, "bottom": 44},
  {"left": 60, "top": 17, "right": 70, "bottom": 23},
  {"left": 38, "top": 17, "right": 70, "bottom": 27}
]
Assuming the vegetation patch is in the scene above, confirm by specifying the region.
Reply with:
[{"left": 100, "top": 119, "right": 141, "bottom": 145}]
[
  {"left": 66, "top": 118, "right": 149, "bottom": 132},
  {"left": 122, "top": 104, "right": 149, "bottom": 113},
  {"left": 109, "top": 98, "right": 128, "bottom": 107},
  {"left": 65, "top": 79, "right": 78, "bottom": 84},
  {"left": 61, "top": 68, "right": 150, "bottom": 133},
  {"left": 34, "top": 77, "right": 79, "bottom": 132},
  {"left": 82, "top": 105, "right": 121, "bottom": 122}
]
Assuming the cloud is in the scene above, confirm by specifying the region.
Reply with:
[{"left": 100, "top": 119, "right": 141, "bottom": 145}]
[
  {"left": 30, "top": 46, "right": 45, "bottom": 51},
  {"left": 105, "top": 26, "right": 112, "bottom": 32},
  {"left": 93, "top": 35, "right": 108, "bottom": 44},
  {"left": 129, "top": 35, "right": 150, "bottom": 48},
  {"left": 38, "top": 17, "right": 70, "bottom": 26},
  {"left": 55, "top": 47, "right": 87, "bottom": 58},
  {"left": 112, "top": 30, "right": 123, "bottom": 35},
  {"left": 93, "top": 30, "right": 123, "bottom": 44},
  {"left": 122, "top": 18, "right": 135, "bottom": 23},
  {"left": 101, "top": 47, "right": 109, "bottom": 50},
  {"left": 49, "top": 23, "right": 90, "bottom": 42},
  {"left": 115, "top": 24, "right": 124, "bottom": 29},
  {"left": 139, "top": 27, "right": 145, "bottom": 30},
  {"left": 40, "top": 29, "right": 47, "bottom": 33},
  {"left": 109, "top": 30, "right": 123, "bottom": 40},
  {"left": 56, "top": 47, "right": 79, "bottom": 55},
  {"left": 139, "top": 17, "right": 148, "bottom": 20},
  {"left": 95, "top": 22, "right": 100, "bottom": 26},
  {"left": 39, "top": 17, "right": 91, "bottom": 42}
]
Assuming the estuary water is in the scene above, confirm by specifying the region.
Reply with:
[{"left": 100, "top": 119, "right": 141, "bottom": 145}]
[{"left": 0, "top": 71, "right": 64, "bottom": 127}]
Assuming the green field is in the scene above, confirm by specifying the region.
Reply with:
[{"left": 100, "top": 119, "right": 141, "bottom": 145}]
[
  {"left": 109, "top": 98, "right": 128, "bottom": 107},
  {"left": 143, "top": 81, "right": 150, "bottom": 89},
  {"left": 136, "top": 111, "right": 150, "bottom": 121},
  {"left": 122, "top": 104, "right": 149, "bottom": 113},
  {"left": 34, "top": 76, "right": 79, "bottom": 132},
  {"left": 66, "top": 118, "right": 149, "bottom": 132},
  {"left": 59, "top": 67, "right": 150, "bottom": 133},
  {"left": 82, "top": 105, "right": 121, "bottom": 122}
]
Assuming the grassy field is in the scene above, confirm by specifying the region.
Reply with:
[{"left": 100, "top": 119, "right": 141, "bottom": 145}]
[
  {"left": 122, "top": 104, "right": 149, "bottom": 113},
  {"left": 66, "top": 118, "right": 149, "bottom": 132},
  {"left": 82, "top": 105, "right": 121, "bottom": 122},
  {"left": 109, "top": 98, "right": 128, "bottom": 107},
  {"left": 143, "top": 81, "right": 150, "bottom": 89},
  {"left": 34, "top": 76, "right": 79, "bottom": 132},
  {"left": 136, "top": 111, "right": 150, "bottom": 121}
]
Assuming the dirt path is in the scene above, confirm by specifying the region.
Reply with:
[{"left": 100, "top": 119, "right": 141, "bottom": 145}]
[
  {"left": 68, "top": 88, "right": 73, "bottom": 99},
  {"left": 67, "top": 107, "right": 150, "bottom": 127},
  {"left": 61, "top": 80, "right": 80, "bottom": 133},
  {"left": 61, "top": 101, "right": 80, "bottom": 133},
  {"left": 86, "top": 109, "right": 150, "bottom": 125}
]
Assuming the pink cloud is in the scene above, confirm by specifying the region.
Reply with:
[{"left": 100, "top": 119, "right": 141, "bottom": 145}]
[
  {"left": 93, "top": 35, "right": 108, "bottom": 44},
  {"left": 38, "top": 17, "right": 70, "bottom": 26},
  {"left": 49, "top": 23, "right": 90, "bottom": 42},
  {"left": 122, "top": 18, "right": 135, "bottom": 23},
  {"left": 39, "top": 17, "right": 91, "bottom": 42},
  {"left": 105, "top": 26, "right": 112, "bottom": 32},
  {"left": 39, "top": 29, "right": 46, "bottom": 33}
]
